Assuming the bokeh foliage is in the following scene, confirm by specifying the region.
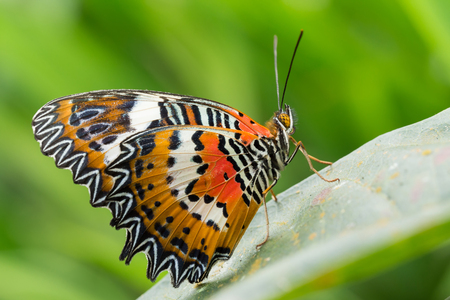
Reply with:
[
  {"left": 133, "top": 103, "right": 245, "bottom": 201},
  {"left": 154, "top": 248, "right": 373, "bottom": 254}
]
[{"left": 0, "top": 0, "right": 449, "bottom": 299}]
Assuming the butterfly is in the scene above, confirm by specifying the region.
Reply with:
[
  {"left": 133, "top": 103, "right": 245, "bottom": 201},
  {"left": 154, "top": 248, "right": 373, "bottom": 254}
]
[{"left": 31, "top": 31, "right": 338, "bottom": 288}]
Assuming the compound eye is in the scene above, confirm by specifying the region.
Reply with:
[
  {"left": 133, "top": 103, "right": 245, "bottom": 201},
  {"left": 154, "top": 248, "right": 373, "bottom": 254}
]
[{"left": 278, "top": 113, "right": 291, "bottom": 129}]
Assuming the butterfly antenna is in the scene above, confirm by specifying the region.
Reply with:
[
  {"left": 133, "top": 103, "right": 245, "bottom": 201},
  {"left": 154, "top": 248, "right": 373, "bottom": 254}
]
[
  {"left": 280, "top": 30, "right": 304, "bottom": 109},
  {"left": 273, "top": 35, "right": 281, "bottom": 111}
]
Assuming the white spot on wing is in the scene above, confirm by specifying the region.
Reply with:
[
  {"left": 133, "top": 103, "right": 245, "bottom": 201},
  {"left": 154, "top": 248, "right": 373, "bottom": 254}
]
[{"left": 129, "top": 98, "right": 162, "bottom": 129}]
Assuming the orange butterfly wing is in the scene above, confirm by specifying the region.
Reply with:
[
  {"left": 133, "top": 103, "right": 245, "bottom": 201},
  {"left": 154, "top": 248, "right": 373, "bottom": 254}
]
[{"left": 32, "top": 90, "right": 274, "bottom": 287}]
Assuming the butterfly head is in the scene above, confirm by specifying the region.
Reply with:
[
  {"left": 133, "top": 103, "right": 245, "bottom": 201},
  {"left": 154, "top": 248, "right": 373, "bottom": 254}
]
[{"left": 274, "top": 104, "right": 295, "bottom": 136}]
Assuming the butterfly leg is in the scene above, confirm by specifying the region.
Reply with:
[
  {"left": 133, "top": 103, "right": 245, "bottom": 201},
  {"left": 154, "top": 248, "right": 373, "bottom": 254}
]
[
  {"left": 256, "top": 179, "right": 279, "bottom": 249},
  {"left": 288, "top": 136, "right": 339, "bottom": 183},
  {"left": 307, "top": 154, "right": 333, "bottom": 166},
  {"left": 270, "top": 189, "right": 278, "bottom": 202}
]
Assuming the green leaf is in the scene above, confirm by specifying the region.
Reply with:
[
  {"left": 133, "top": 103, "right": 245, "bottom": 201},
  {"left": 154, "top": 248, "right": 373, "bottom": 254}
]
[{"left": 140, "top": 108, "right": 450, "bottom": 299}]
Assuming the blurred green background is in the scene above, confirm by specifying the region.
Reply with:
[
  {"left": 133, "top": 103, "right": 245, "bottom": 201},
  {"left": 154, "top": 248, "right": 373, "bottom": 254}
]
[{"left": 1, "top": 0, "right": 449, "bottom": 299}]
